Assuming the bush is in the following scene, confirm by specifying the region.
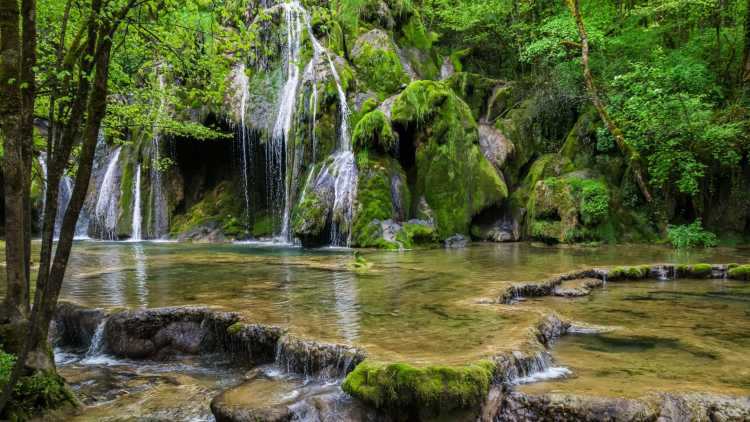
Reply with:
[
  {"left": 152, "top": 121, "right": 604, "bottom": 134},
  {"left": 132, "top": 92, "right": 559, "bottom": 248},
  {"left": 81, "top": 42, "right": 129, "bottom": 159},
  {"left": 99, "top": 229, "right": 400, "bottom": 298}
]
[{"left": 667, "top": 219, "right": 718, "bottom": 249}]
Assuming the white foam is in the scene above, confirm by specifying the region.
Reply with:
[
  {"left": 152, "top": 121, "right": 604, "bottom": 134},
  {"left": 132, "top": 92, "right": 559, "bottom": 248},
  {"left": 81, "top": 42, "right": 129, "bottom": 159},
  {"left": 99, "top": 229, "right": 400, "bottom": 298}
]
[{"left": 514, "top": 366, "right": 572, "bottom": 385}]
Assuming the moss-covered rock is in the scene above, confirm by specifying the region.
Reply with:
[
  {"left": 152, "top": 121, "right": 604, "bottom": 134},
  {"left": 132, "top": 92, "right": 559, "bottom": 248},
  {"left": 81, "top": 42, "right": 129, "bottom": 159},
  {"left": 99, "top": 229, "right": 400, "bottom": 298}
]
[
  {"left": 352, "top": 29, "right": 409, "bottom": 98},
  {"left": 525, "top": 175, "right": 610, "bottom": 243},
  {"left": 392, "top": 81, "right": 507, "bottom": 239},
  {"left": 170, "top": 181, "right": 245, "bottom": 240},
  {"left": 351, "top": 153, "right": 410, "bottom": 248},
  {"left": 341, "top": 360, "right": 494, "bottom": 418},
  {"left": 608, "top": 265, "right": 652, "bottom": 281},
  {"left": 353, "top": 110, "right": 398, "bottom": 153},
  {"left": 728, "top": 265, "right": 750, "bottom": 280}
]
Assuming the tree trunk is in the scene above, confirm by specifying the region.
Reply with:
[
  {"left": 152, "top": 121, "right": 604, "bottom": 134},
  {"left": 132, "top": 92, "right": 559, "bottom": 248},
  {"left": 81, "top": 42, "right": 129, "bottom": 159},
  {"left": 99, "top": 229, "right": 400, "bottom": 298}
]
[
  {"left": 0, "top": 0, "right": 30, "bottom": 325},
  {"left": 743, "top": 0, "right": 750, "bottom": 84},
  {"left": 565, "top": 0, "right": 653, "bottom": 203}
]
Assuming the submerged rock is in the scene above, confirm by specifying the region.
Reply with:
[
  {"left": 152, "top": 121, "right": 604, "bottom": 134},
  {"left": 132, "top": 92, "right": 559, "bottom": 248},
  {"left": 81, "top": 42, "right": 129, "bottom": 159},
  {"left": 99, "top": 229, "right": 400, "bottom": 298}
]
[
  {"left": 444, "top": 234, "right": 468, "bottom": 249},
  {"left": 491, "top": 392, "right": 750, "bottom": 422}
]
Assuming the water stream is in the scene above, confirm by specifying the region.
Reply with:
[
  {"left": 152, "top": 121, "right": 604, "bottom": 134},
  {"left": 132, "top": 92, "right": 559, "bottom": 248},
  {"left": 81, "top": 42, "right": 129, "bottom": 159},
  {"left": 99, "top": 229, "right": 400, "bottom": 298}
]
[
  {"left": 131, "top": 164, "right": 143, "bottom": 241},
  {"left": 93, "top": 147, "right": 122, "bottom": 240}
]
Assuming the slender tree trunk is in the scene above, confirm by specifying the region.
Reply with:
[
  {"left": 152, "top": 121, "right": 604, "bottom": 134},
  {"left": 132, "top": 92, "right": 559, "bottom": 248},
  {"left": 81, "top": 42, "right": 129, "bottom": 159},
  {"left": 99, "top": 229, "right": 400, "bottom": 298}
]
[
  {"left": 743, "top": 0, "right": 750, "bottom": 84},
  {"left": 565, "top": 0, "right": 653, "bottom": 203},
  {"left": 20, "top": 0, "right": 37, "bottom": 299},
  {"left": 0, "top": 0, "right": 30, "bottom": 325}
]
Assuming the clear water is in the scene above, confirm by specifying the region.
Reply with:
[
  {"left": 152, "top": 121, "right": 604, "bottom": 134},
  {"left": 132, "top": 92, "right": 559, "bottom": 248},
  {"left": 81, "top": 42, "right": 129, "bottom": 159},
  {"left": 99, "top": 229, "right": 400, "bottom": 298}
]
[
  {"left": 519, "top": 277, "right": 750, "bottom": 397},
  {"left": 4, "top": 241, "right": 750, "bottom": 417}
]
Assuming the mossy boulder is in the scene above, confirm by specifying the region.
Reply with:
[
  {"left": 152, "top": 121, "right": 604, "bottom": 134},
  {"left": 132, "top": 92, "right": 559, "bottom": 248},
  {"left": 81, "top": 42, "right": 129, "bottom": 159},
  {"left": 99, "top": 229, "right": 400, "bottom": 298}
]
[
  {"left": 353, "top": 110, "right": 398, "bottom": 154},
  {"left": 608, "top": 265, "right": 652, "bottom": 281},
  {"left": 352, "top": 29, "right": 409, "bottom": 98},
  {"left": 525, "top": 175, "right": 610, "bottom": 243},
  {"left": 675, "top": 263, "right": 714, "bottom": 278},
  {"left": 392, "top": 81, "right": 508, "bottom": 239},
  {"left": 342, "top": 360, "right": 494, "bottom": 418},
  {"left": 446, "top": 73, "right": 513, "bottom": 122},
  {"left": 351, "top": 154, "right": 410, "bottom": 248},
  {"left": 728, "top": 265, "right": 750, "bottom": 280},
  {"left": 170, "top": 181, "right": 245, "bottom": 240}
]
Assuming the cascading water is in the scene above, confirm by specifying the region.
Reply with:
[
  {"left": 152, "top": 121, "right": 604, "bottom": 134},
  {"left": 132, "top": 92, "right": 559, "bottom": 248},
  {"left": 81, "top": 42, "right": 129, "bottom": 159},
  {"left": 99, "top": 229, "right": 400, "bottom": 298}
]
[
  {"left": 38, "top": 154, "right": 74, "bottom": 237},
  {"left": 235, "top": 64, "right": 253, "bottom": 229},
  {"left": 85, "top": 320, "right": 107, "bottom": 358},
  {"left": 149, "top": 72, "right": 169, "bottom": 239},
  {"left": 131, "top": 164, "right": 143, "bottom": 241},
  {"left": 94, "top": 147, "right": 122, "bottom": 240},
  {"left": 237, "top": 1, "right": 355, "bottom": 245}
]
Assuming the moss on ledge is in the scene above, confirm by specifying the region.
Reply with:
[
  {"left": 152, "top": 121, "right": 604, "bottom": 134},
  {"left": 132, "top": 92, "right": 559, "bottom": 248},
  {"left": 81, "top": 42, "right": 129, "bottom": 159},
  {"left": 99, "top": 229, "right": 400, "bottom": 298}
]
[
  {"left": 608, "top": 265, "right": 651, "bottom": 280},
  {"left": 728, "top": 265, "right": 750, "bottom": 280},
  {"left": 169, "top": 181, "right": 245, "bottom": 238},
  {"left": 342, "top": 360, "right": 494, "bottom": 417}
]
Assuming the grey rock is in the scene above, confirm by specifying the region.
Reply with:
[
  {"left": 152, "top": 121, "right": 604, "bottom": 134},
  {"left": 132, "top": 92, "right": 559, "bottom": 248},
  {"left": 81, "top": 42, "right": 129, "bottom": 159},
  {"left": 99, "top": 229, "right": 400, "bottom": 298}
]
[{"left": 444, "top": 234, "right": 468, "bottom": 249}]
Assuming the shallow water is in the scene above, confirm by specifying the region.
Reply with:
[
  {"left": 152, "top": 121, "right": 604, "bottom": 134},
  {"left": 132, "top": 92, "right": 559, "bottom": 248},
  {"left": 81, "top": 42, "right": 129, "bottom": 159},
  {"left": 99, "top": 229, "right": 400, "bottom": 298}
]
[
  {"left": 3, "top": 241, "right": 750, "bottom": 417},
  {"left": 37, "top": 241, "right": 750, "bottom": 364},
  {"left": 520, "top": 278, "right": 750, "bottom": 397}
]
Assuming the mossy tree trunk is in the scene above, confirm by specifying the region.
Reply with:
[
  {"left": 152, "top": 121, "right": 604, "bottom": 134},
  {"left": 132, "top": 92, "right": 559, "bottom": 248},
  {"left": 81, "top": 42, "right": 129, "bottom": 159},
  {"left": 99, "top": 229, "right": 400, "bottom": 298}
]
[
  {"left": 0, "top": 0, "right": 32, "bottom": 325},
  {"left": 564, "top": 0, "right": 653, "bottom": 204}
]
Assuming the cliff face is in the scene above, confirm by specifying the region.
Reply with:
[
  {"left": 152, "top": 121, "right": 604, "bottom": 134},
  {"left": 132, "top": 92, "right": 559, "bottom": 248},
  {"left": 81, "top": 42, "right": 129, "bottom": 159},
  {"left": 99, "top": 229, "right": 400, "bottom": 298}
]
[{"left": 30, "top": 0, "right": 745, "bottom": 246}]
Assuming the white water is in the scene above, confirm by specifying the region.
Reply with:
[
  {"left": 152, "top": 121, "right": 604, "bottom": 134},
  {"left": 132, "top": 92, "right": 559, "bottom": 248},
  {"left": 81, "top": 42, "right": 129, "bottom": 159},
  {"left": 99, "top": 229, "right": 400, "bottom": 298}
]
[
  {"left": 235, "top": 64, "right": 253, "bottom": 229},
  {"left": 329, "top": 152, "right": 358, "bottom": 246},
  {"left": 94, "top": 147, "right": 122, "bottom": 240},
  {"left": 255, "top": 1, "right": 353, "bottom": 244},
  {"left": 150, "top": 72, "right": 169, "bottom": 239},
  {"left": 38, "top": 154, "right": 74, "bottom": 237},
  {"left": 131, "top": 164, "right": 143, "bottom": 241},
  {"left": 513, "top": 366, "right": 572, "bottom": 385},
  {"left": 85, "top": 320, "right": 108, "bottom": 359}
]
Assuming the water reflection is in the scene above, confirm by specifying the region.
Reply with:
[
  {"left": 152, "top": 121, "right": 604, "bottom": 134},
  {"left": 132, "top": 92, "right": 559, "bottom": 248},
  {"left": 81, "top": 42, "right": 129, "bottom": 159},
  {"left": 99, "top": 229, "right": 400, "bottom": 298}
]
[
  {"left": 331, "top": 271, "right": 359, "bottom": 343},
  {"left": 132, "top": 244, "right": 148, "bottom": 308}
]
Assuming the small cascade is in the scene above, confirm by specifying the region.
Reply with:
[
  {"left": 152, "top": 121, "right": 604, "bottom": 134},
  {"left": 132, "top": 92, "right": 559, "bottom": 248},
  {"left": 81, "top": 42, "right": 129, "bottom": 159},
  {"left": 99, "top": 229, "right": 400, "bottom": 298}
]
[
  {"left": 273, "top": 335, "right": 363, "bottom": 381},
  {"left": 39, "top": 154, "right": 76, "bottom": 237},
  {"left": 94, "top": 147, "right": 122, "bottom": 240},
  {"left": 499, "top": 351, "right": 571, "bottom": 385},
  {"left": 85, "top": 320, "right": 107, "bottom": 358},
  {"left": 131, "top": 164, "right": 143, "bottom": 241}
]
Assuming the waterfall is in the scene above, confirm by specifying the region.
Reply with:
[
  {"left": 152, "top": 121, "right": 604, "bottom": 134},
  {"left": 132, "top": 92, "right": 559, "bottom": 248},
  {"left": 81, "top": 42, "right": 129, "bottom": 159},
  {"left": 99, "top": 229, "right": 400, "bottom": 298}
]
[
  {"left": 94, "top": 147, "right": 122, "bottom": 240},
  {"left": 131, "top": 164, "right": 143, "bottom": 241},
  {"left": 85, "top": 320, "right": 107, "bottom": 358},
  {"left": 244, "top": 1, "right": 353, "bottom": 244},
  {"left": 149, "top": 72, "right": 169, "bottom": 239},
  {"left": 235, "top": 64, "right": 253, "bottom": 229},
  {"left": 38, "top": 154, "right": 74, "bottom": 237}
]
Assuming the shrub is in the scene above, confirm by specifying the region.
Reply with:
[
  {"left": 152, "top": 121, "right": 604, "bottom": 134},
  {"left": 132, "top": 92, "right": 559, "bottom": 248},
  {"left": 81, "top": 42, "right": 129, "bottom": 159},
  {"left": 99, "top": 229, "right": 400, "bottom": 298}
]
[{"left": 667, "top": 219, "right": 718, "bottom": 249}]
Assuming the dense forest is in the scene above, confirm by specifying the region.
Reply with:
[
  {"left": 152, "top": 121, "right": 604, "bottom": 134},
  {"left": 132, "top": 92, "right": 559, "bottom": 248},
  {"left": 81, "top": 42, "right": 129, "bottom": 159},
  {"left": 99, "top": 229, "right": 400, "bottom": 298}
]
[{"left": 1, "top": 0, "right": 750, "bottom": 419}]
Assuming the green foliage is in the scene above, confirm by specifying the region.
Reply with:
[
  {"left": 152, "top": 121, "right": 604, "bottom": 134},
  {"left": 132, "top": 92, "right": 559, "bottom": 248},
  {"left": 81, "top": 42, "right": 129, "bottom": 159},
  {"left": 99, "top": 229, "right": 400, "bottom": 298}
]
[
  {"left": 353, "top": 110, "right": 397, "bottom": 153},
  {"left": 0, "top": 349, "right": 74, "bottom": 419},
  {"left": 667, "top": 219, "right": 718, "bottom": 249},
  {"left": 342, "top": 360, "right": 494, "bottom": 415}
]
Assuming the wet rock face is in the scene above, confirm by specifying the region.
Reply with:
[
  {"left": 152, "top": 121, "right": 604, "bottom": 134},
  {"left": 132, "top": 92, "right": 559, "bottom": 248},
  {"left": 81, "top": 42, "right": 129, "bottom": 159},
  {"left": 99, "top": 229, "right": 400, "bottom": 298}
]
[
  {"left": 275, "top": 336, "right": 366, "bottom": 379},
  {"left": 478, "top": 124, "right": 514, "bottom": 172},
  {"left": 177, "top": 221, "right": 228, "bottom": 243},
  {"left": 53, "top": 302, "right": 108, "bottom": 349},
  {"left": 104, "top": 307, "right": 237, "bottom": 359}
]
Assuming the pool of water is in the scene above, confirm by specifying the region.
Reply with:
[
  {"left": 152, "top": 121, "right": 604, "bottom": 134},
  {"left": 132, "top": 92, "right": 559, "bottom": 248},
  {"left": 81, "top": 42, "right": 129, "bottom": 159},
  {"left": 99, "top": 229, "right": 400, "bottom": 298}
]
[
  {"left": 37, "top": 241, "right": 749, "bottom": 364},
  {"left": 4, "top": 241, "right": 750, "bottom": 418},
  {"left": 519, "top": 278, "right": 750, "bottom": 397}
]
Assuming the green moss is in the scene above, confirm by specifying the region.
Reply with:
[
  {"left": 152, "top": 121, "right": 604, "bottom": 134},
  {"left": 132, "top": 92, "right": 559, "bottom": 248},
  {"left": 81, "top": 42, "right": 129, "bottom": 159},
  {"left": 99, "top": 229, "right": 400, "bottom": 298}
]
[
  {"left": 342, "top": 360, "right": 494, "bottom": 417},
  {"left": 251, "top": 214, "right": 273, "bottom": 238},
  {"left": 227, "top": 322, "right": 244, "bottom": 336},
  {"left": 445, "top": 73, "right": 506, "bottom": 120},
  {"left": 353, "top": 43, "right": 408, "bottom": 97},
  {"left": 0, "top": 349, "right": 75, "bottom": 420},
  {"left": 351, "top": 154, "right": 407, "bottom": 249},
  {"left": 395, "top": 222, "right": 437, "bottom": 249},
  {"left": 170, "top": 181, "right": 245, "bottom": 238},
  {"left": 609, "top": 265, "right": 650, "bottom": 280},
  {"left": 292, "top": 190, "right": 329, "bottom": 239},
  {"left": 728, "top": 265, "right": 750, "bottom": 280},
  {"left": 393, "top": 81, "right": 507, "bottom": 239},
  {"left": 353, "top": 110, "right": 397, "bottom": 153},
  {"left": 690, "top": 263, "right": 713, "bottom": 278}
]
